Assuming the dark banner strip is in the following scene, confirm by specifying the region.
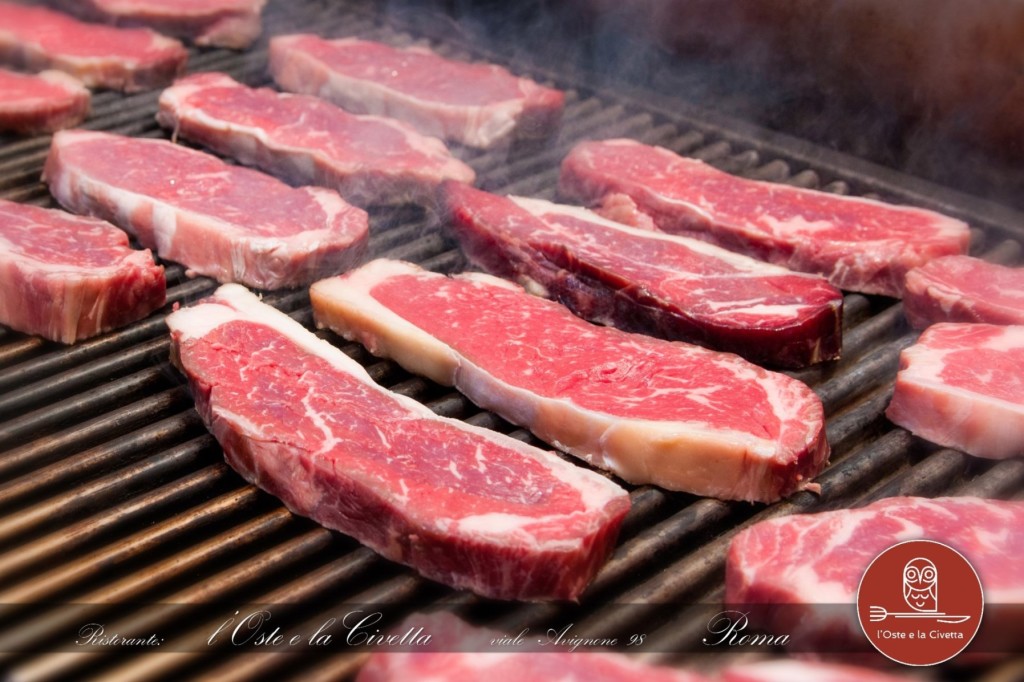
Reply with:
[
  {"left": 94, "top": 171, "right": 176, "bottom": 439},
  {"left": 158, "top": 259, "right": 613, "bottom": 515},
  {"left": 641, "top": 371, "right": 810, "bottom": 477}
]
[{"left": 0, "top": 602, "right": 1020, "bottom": 655}]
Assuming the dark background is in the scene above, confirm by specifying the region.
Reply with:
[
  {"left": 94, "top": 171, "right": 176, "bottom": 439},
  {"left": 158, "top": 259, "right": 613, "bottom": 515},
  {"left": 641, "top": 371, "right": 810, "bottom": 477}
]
[{"left": 388, "top": 0, "right": 1024, "bottom": 213}]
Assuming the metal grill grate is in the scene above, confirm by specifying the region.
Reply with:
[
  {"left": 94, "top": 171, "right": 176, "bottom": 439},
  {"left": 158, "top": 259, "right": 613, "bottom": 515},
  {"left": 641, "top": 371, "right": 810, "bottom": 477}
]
[{"left": 1, "top": 1, "right": 1022, "bottom": 680}]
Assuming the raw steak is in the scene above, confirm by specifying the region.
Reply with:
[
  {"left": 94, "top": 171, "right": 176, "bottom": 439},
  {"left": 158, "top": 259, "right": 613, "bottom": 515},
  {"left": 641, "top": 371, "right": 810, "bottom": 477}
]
[
  {"left": 47, "top": 0, "right": 267, "bottom": 49},
  {"left": 886, "top": 323, "right": 1024, "bottom": 459},
  {"left": 0, "top": 2, "right": 187, "bottom": 92},
  {"left": 903, "top": 255, "right": 1024, "bottom": 328},
  {"left": 166, "top": 284, "right": 629, "bottom": 601},
  {"left": 157, "top": 72, "right": 475, "bottom": 206},
  {"left": 722, "top": 660, "right": 911, "bottom": 682},
  {"left": 311, "top": 259, "right": 829, "bottom": 502},
  {"left": 356, "top": 611, "right": 707, "bottom": 681},
  {"left": 441, "top": 183, "right": 843, "bottom": 368},
  {"left": 558, "top": 139, "right": 971, "bottom": 297},
  {"left": 0, "top": 198, "right": 165, "bottom": 343},
  {"left": 269, "top": 34, "right": 564, "bottom": 149},
  {"left": 0, "top": 68, "right": 89, "bottom": 135},
  {"left": 725, "top": 496, "right": 1024, "bottom": 649},
  {"left": 44, "top": 130, "right": 369, "bottom": 290}
]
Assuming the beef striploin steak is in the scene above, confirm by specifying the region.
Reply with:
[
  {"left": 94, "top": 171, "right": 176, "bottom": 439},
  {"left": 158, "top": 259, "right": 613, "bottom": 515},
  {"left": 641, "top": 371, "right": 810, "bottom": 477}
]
[
  {"left": 0, "top": 68, "right": 90, "bottom": 135},
  {"left": 726, "top": 496, "right": 1024, "bottom": 649},
  {"left": 44, "top": 130, "right": 368, "bottom": 290},
  {"left": 269, "top": 35, "right": 564, "bottom": 149},
  {"left": 47, "top": 0, "right": 268, "bottom": 50},
  {"left": 157, "top": 72, "right": 475, "bottom": 206},
  {"left": 166, "top": 284, "right": 629, "bottom": 601},
  {"left": 886, "top": 322, "right": 1024, "bottom": 459},
  {"left": 0, "top": 1, "right": 187, "bottom": 92},
  {"left": 903, "top": 254, "right": 1024, "bottom": 328},
  {"left": 0, "top": 199, "right": 165, "bottom": 343},
  {"left": 311, "top": 259, "right": 829, "bottom": 503},
  {"left": 441, "top": 182, "right": 843, "bottom": 368},
  {"left": 558, "top": 138, "right": 971, "bottom": 297}
]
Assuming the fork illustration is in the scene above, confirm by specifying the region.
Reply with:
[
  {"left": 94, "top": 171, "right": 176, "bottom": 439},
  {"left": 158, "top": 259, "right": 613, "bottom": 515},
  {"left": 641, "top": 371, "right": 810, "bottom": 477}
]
[{"left": 869, "top": 605, "right": 970, "bottom": 624}]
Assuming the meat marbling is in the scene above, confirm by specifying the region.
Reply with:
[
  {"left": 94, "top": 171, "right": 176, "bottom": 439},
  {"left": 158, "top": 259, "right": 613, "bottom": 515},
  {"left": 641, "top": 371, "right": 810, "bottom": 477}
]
[
  {"left": 886, "top": 322, "right": 1024, "bottom": 459},
  {"left": 903, "top": 254, "right": 1024, "bottom": 328},
  {"left": 47, "top": 0, "right": 267, "bottom": 50},
  {"left": 0, "top": 2, "right": 187, "bottom": 92},
  {"left": 726, "top": 496, "right": 1024, "bottom": 649},
  {"left": 558, "top": 138, "right": 971, "bottom": 297},
  {"left": 157, "top": 72, "right": 475, "bottom": 206},
  {"left": 0, "top": 68, "right": 90, "bottom": 135},
  {"left": 44, "top": 130, "right": 368, "bottom": 290},
  {"left": 0, "top": 198, "right": 165, "bottom": 343},
  {"left": 269, "top": 34, "right": 564, "bottom": 149},
  {"left": 311, "top": 259, "right": 829, "bottom": 503},
  {"left": 441, "top": 182, "right": 843, "bottom": 368},
  {"left": 166, "top": 284, "right": 630, "bottom": 601}
]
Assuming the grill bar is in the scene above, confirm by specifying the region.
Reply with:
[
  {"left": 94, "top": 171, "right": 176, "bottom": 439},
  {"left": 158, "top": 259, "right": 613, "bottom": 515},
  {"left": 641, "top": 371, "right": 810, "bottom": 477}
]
[
  {"left": 0, "top": 416, "right": 207, "bottom": 538},
  {"left": 0, "top": 1, "right": 1021, "bottom": 680},
  {"left": 0, "top": 462, "right": 229, "bottom": 583},
  {"left": 0, "top": 385, "right": 191, "bottom": 478},
  {"left": 0, "top": 484, "right": 265, "bottom": 604}
]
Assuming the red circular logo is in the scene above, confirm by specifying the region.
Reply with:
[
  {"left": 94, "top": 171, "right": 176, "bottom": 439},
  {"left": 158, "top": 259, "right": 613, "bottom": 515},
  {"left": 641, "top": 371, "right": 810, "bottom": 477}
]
[{"left": 857, "top": 540, "right": 983, "bottom": 666}]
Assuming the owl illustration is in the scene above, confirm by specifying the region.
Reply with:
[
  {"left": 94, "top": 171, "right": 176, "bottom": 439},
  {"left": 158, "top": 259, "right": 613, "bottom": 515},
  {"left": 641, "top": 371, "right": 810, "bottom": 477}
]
[{"left": 903, "top": 557, "right": 939, "bottom": 612}]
